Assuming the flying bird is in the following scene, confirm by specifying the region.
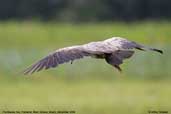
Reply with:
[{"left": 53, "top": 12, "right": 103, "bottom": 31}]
[{"left": 23, "top": 37, "right": 163, "bottom": 75}]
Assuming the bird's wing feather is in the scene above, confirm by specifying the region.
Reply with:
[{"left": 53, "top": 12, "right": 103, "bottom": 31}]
[
  {"left": 104, "top": 37, "right": 143, "bottom": 51},
  {"left": 83, "top": 37, "right": 144, "bottom": 54},
  {"left": 105, "top": 37, "right": 163, "bottom": 54},
  {"left": 23, "top": 46, "right": 91, "bottom": 75}
]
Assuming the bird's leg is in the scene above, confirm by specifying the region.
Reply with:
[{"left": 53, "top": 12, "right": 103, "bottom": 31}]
[{"left": 114, "top": 65, "right": 122, "bottom": 72}]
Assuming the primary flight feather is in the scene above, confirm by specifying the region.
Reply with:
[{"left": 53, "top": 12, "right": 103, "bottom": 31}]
[{"left": 24, "top": 37, "right": 163, "bottom": 75}]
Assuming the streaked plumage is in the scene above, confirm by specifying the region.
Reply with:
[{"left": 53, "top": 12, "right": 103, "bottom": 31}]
[{"left": 23, "top": 37, "right": 163, "bottom": 75}]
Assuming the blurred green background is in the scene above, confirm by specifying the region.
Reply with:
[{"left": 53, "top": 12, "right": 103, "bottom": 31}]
[
  {"left": 0, "top": 0, "right": 171, "bottom": 114},
  {"left": 0, "top": 21, "right": 170, "bottom": 114}
]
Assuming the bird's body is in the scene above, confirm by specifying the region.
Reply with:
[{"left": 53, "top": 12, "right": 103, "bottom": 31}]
[{"left": 24, "top": 37, "right": 163, "bottom": 75}]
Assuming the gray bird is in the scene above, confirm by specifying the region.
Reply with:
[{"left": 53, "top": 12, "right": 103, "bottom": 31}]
[{"left": 23, "top": 37, "right": 163, "bottom": 75}]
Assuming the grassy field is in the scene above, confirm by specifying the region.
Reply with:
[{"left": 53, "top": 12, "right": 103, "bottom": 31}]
[
  {"left": 0, "top": 80, "right": 171, "bottom": 114},
  {"left": 0, "top": 21, "right": 170, "bottom": 114}
]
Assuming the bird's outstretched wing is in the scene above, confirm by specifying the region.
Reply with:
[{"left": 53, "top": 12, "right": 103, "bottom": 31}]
[
  {"left": 106, "top": 37, "right": 163, "bottom": 54},
  {"left": 23, "top": 46, "right": 90, "bottom": 75}
]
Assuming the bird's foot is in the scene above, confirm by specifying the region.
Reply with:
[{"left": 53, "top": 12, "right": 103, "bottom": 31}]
[{"left": 114, "top": 65, "right": 122, "bottom": 72}]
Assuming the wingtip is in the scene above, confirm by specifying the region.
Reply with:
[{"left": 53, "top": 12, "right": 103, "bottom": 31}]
[
  {"left": 23, "top": 69, "right": 32, "bottom": 75},
  {"left": 153, "top": 49, "right": 163, "bottom": 54}
]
